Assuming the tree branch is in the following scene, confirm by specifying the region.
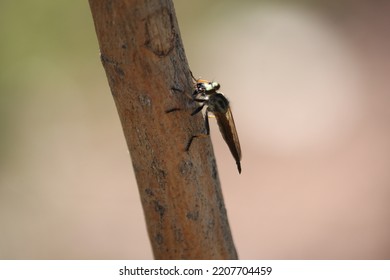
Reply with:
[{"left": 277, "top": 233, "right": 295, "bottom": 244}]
[{"left": 88, "top": 0, "right": 237, "bottom": 259}]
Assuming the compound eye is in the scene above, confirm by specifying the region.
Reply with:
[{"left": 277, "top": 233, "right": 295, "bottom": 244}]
[{"left": 196, "top": 83, "right": 206, "bottom": 92}]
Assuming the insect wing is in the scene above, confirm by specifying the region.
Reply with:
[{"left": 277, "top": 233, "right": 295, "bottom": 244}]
[{"left": 214, "top": 107, "right": 242, "bottom": 173}]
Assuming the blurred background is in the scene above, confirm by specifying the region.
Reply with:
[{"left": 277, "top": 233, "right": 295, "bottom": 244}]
[{"left": 1, "top": 0, "right": 390, "bottom": 259}]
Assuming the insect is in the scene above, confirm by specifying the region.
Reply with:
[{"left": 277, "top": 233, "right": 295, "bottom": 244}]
[{"left": 187, "top": 75, "right": 242, "bottom": 174}]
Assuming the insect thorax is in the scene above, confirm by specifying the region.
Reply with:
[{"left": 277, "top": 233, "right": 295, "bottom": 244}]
[{"left": 207, "top": 93, "right": 229, "bottom": 113}]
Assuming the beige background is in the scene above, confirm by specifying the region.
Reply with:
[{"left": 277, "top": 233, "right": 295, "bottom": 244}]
[{"left": 1, "top": 0, "right": 390, "bottom": 259}]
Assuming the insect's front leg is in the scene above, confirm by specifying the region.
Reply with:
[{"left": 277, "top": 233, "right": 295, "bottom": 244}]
[
  {"left": 165, "top": 86, "right": 183, "bottom": 113},
  {"left": 186, "top": 109, "right": 210, "bottom": 151},
  {"left": 165, "top": 85, "right": 194, "bottom": 113},
  {"left": 167, "top": 84, "right": 210, "bottom": 151},
  {"left": 190, "top": 102, "right": 205, "bottom": 116}
]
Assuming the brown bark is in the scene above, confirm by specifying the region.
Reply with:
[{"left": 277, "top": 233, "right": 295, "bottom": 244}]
[{"left": 88, "top": 0, "right": 237, "bottom": 259}]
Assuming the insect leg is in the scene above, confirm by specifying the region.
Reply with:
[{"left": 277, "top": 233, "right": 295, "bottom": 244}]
[
  {"left": 204, "top": 110, "right": 210, "bottom": 135},
  {"left": 165, "top": 108, "right": 181, "bottom": 113},
  {"left": 166, "top": 86, "right": 199, "bottom": 113},
  {"left": 190, "top": 70, "right": 197, "bottom": 82},
  {"left": 186, "top": 110, "right": 210, "bottom": 151},
  {"left": 191, "top": 103, "right": 205, "bottom": 116}
]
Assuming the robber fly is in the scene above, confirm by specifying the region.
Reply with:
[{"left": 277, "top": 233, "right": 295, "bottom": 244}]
[{"left": 187, "top": 75, "right": 242, "bottom": 174}]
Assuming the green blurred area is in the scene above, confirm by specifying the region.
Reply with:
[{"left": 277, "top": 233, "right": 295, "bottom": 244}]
[{"left": 0, "top": 1, "right": 100, "bottom": 163}]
